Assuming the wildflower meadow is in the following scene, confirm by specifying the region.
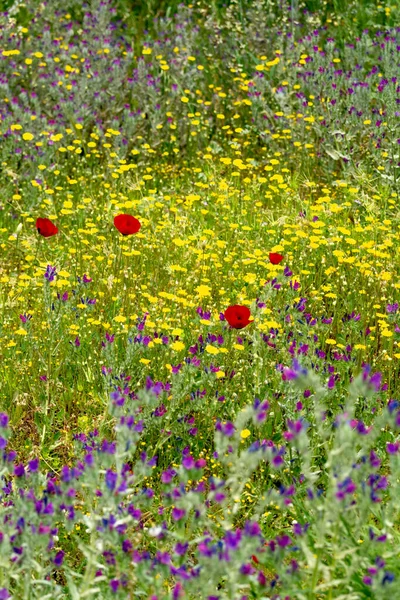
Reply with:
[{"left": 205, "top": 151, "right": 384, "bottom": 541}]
[{"left": 1, "top": 0, "right": 400, "bottom": 597}]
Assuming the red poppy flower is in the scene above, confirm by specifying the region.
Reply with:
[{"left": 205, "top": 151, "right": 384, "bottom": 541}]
[
  {"left": 36, "top": 217, "right": 58, "bottom": 238},
  {"left": 113, "top": 214, "right": 141, "bottom": 236},
  {"left": 269, "top": 252, "right": 284, "bottom": 265},
  {"left": 224, "top": 305, "right": 252, "bottom": 329}
]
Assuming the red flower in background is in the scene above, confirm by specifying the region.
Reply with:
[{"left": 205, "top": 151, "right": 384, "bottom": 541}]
[
  {"left": 269, "top": 252, "right": 284, "bottom": 265},
  {"left": 224, "top": 305, "right": 252, "bottom": 329},
  {"left": 114, "top": 214, "right": 141, "bottom": 236},
  {"left": 36, "top": 218, "right": 58, "bottom": 238}
]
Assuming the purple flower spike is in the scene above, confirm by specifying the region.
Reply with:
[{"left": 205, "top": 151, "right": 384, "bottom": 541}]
[
  {"left": 53, "top": 550, "right": 65, "bottom": 567},
  {"left": 362, "top": 365, "right": 382, "bottom": 391},
  {"left": 0, "top": 414, "right": 9, "bottom": 428},
  {"left": 283, "top": 359, "right": 307, "bottom": 381},
  {"left": 28, "top": 458, "right": 39, "bottom": 472},
  {"left": 276, "top": 534, "right": 292, "bottom": 548},
  {"left": 386, "top": 442, "right": 399, "bottom": 454},
  {"left": 44, "top": 265, "right": 57, "bottom": 282},
  {"left": 215, "top": 420, "right": 235, "bottom": 436},
  {"left": 105, "top": 470, "right": 118, "bottom": 491},
  {"left": 14, "top": 464, "right": 25, "bottom": 478},
  {"left": 172, "top": 507, "right": 186, "bottom": 521}
]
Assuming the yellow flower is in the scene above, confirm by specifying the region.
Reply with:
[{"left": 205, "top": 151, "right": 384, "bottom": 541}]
[
  {"left": 233, "top": 344, "right": 245, "bottom": 351},
  {"left": 171, "top": 341, "right": 185, "bottom": 352},
  {"left": 196, "top": 285, "right": 211, "bottom": 298},
  {"left": 205, "top": 344, "right": 219, "bottom": 355},
  {"left": 22, "top": 132, "right": 34, "bottom": 141},
  {"left": 241, "top": 429, "right": 251, "bottom": 439},
  {"left": 381, "top": 330, "right": 393, "bottom": 337},
  {"left": 114, "top": 315, "right": 126, "bottom": 323}
]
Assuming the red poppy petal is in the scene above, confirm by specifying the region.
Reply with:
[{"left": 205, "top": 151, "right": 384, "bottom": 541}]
[
  {"left": 114, "top": 214, "right": 141, "bottom": 235},
  {"left": 269, "top": 252, "right": 284, "bottom": 265},
  {"left": 36, "top": 218, "right": 58, "bottom": 238},
  {"left": 224, "top": 305, "right": 252, "bottom": 329}
]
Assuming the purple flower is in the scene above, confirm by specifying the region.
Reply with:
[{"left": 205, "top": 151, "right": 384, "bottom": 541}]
[
  {"left": 122, "top": 539, "right": 132, "bottom": 553},
  {"left": 0, "top": 413, "right": 9, "bottom": 428},
  {"left": 386, "top": 442, "right": 399, "bottom": 454},
  {"left": 14, "top": 464, "right": 25, "bottom": 478},
  {"left": 172, "top": 507, "right": 186, "bottom": 521},
  {"left": 105, "top": 332, "right": 115, "bottom": 344},
  {"left": 215, "top": 421, "right": 235, "bottom": 436},
  {"left": 293, "top": 522, "right": 309, "bottom": 536},
  {"left": 154, "top": 404, "right": 167, "bottom": 417},
  {"left": 336, "top": 477, "right": 356, "bottom": 500},
  {"left": 240, "top": 563, "right": 255, "bottom": 575},
  {"left": 161, "top": 468, "right": 176, "bottom": 484},
  {"left": 172, "top": 583, "right": 183, "bottom": 599},
  {"left": 327, "top": 375, "right": 336, "bottom": 389},
  {"left": 282, "top": 359, "right": 307, "bottom": 381},
  {"left": 244, "top": 520, "right": 261, "bottom": 537},
  {"left": 19, "top": 313, "right": 32, "bottom": 323},
  {"left": 44, "top": 265, "right": 57, "bottom": 282},
  {"left": 146, "top": 377, "right": 163, "bottom": 397},
  {"left": 28, "top": 458, "right": 39, "bottom": 472},
  {"left": 284, "top": 419, "right": 306, "bottom": 440},
  {"left": 198, "top": 538, "right": 215, "bottom": 557},
  {"left": 225, "top": 529, "right": 242, "bottom": 550},
  {"left": 53, "top": 550, "right": 64, "bottom": 566},
  {"left": 272, "top": 454, "right": 284, "bottom": 468},
  {"left": 283, "top": 266, "right": 293, "bottom": 277},
  {"left": 110, "top": 390, "right": 125, "bottom": 406},
  {"left": 369, "top": 450, "right": 381, "bottom": 468},
  {"left": 182, "top": 456, "right": 195, "bottom": 469},
  {"left": 0, "top": 589, "right": 10, "bottom": 600},
  {"left": 174, "top": 542, "right": 189, "bottom": 556},
  {"left": 362, "top": 365, "right": 382, "bottom": 391},
  {"left": 382, "top": 571, "right": 395, "bottom": 585},
  {"left": 276, "top": 534, "right": 292, "bottom": 548},
  {"left": 105, "top": 470, "right": 117, "bottom": 491}
]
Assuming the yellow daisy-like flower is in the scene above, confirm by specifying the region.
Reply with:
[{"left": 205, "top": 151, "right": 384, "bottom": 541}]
[
  {"left": 114, "top": 315, "right": 126, "bottom": 323},
  {"left": 196, "top": 285, "right": 211, "bottom": 298},
  {"left": 205, "top": 344, "right": 219, "bottom": 355},
  {"left": 171, "top": 341, "right": 185, "bottom": 352}
]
